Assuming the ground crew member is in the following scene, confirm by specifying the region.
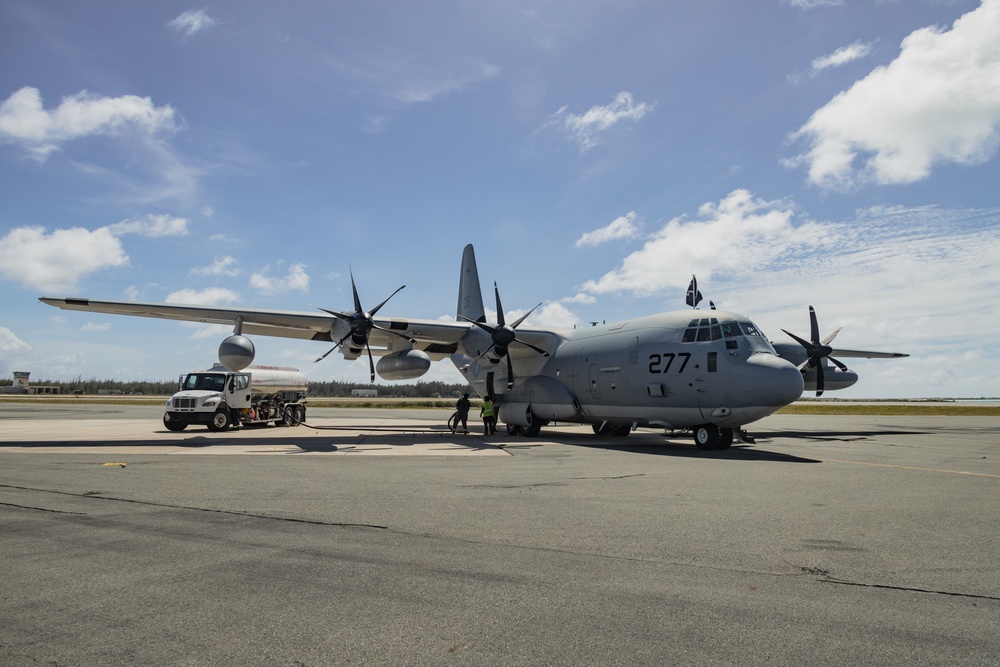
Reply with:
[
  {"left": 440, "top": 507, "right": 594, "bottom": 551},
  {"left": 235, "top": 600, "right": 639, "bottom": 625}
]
[
  {"left": 480, "top": 396, "right": 496, "bottom": 435},
  {"left": 455, "top": 393, "right": 471, "bottom": 434}
]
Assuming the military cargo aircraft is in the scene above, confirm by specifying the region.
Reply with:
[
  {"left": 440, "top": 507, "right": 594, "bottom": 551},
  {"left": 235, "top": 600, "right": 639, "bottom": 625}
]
[{"left": 40, "top": 244, "right": 905, "bottom": 450}]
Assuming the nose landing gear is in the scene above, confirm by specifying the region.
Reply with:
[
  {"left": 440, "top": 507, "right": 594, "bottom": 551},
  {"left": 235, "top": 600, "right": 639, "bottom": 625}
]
[{"left": 693, "top": 424, "right": 734, "bottom": 450}]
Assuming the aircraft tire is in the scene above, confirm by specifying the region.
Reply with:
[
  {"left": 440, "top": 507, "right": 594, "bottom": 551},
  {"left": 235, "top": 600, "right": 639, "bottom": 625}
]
[
  {"left": 609, "top": 424, "right": 632, "bottom": 437},
  {"left": 717, "top": 428, "right": 734, "bottom": 450},
  {"left": 522, "top": 420, "right": 542, "bottom": 437},
  {"left": 506, "top": 423, "right": 522, "bottom": 436},
  {"left": 693, "top": 424, "right": 721, "bottom": 450},
  {"left": 592, "top": 423, "right": 610, "bottom": 436},
  {"left": 208, "top": 409, "right": 231, "bottom": 432}
]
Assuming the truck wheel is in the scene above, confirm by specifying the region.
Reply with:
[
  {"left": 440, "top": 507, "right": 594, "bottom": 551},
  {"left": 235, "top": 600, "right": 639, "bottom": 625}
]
[
  {"left": 208, "top": 409, "right": 231, "bottom": 432},
  {"left": 282, "top": 406, "right": 295, "bottom": 427},
  {"left": 292, "top": 405, "right": 305, "bottom": 427},
  {"left": 163, "top": 415, "right": 187, "bottom": 432}
]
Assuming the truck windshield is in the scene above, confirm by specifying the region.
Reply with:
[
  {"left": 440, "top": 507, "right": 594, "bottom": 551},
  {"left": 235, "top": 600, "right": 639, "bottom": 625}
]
[{"left": 183, "top": 373, "right": 226, "bottom": 392}]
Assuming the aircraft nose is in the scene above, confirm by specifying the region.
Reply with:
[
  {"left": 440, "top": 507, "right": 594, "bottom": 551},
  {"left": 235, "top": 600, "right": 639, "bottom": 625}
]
[{"left": 731, "top": 353, "right": 804, "bottom": 407}]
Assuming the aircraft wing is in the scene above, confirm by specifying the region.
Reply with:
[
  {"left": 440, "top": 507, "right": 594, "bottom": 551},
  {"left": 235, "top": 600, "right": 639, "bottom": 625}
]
[
  {"left": 39, "top": 297, "right": 472, "bottom": 359},
  {"left": 830, "top": 348, "right": 909, "bottom": 359}
]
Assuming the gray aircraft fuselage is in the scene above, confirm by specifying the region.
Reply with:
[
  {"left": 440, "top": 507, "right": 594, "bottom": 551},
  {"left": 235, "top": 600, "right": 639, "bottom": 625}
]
[{"left": 454, "top": 309, "right": 804, "bottom": 433}]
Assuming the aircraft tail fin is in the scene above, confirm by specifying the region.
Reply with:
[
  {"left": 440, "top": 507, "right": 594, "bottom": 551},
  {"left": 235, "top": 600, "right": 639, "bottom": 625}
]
[{"left": 457, "top": 243, "right": 485, "bottom": 323}]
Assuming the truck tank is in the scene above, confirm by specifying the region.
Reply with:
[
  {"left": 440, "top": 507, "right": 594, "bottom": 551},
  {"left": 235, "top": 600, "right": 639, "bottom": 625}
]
[{"left": 218, "top": 364, "right": 309, "bottom": 399}]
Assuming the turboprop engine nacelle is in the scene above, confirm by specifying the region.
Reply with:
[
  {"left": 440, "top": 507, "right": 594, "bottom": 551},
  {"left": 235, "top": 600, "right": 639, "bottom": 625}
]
[
  {"left": 801, "top": 367, "right": 858, "bottom": 392},
  {"left": 218, "top": 334, "right": 255, "bottom": 371},
  {"left": 376, "top": 349, "right": 431, "bottom": 380}
]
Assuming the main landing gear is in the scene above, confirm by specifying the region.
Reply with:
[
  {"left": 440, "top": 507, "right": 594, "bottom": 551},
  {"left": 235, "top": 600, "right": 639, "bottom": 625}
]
[{"left": 692, "top": 424, "right": 734, "bottom": 451}]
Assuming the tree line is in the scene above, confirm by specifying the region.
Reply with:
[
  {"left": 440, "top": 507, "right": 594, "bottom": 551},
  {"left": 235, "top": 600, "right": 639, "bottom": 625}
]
[{"left": 0, "top": 376, "right": 473, "bottom": 398}]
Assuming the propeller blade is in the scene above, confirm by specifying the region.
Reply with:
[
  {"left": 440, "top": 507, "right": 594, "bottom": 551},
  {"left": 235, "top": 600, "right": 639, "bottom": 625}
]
[
  {"left": 314, "top": 329, "right": 355, "bottom": 363},
  {"left": 815, "top": 362, "right": 825, "bottom": 397},
  {"left": 829, "top": 356, "right": 849, "bottom": 372},
  {"left": 369, "top": 284, "right": 406, "bottom": 317},
  {"left": 493, "top": 283, "right": 506, "bottom": 327},
  {"left": 314, "top": 347, "right": 337, "bottom": 363},
  {"left": 512, "top": 336, "right": 550, "bottom": 357},
  {"left": 506, "top": 354, "right": 515, "bottom": 389},
  {"left": 349, "top": 269, "right": 363, "bottom": 314},
  {"left": 365, "top": 341, "right": 375, "bottom": 382},
  {"left": 461, "top": 343, "right": 499, "bottom": 370},
  {"left": 809, "top": 305, "right": 820, "bottom": 344},
  {"left": 510, "top": 303, "right": 542, "bottom": 329},
  {"left": 458, "top": 314, "right": 498, "bottom": 335},
  {"left": 781, "top": 329, "right": 813, "bottom": 351},
  {"left": 315, "top": 306, "right": 351, "bottom": 322},
  {"left": 821, "top": 327, "right": 843, "bottom": 346},
  {"left": 371, "top": 323, "right": 416, "bottom": 344}
]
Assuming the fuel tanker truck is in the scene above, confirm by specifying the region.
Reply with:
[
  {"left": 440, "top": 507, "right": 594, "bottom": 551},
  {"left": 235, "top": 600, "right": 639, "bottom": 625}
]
[{"left": 163, "top": 364, "right": 308, "bottom": 432}]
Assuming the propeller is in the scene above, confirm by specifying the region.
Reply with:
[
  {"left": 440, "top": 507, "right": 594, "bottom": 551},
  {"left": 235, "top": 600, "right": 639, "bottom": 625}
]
[
  {"left": 781, "top": 305, "right": 848, "bottom": 397},
  {"left": 459, "top": 282, "right": 549, "bottom": 389},
  {"left": 313, "top": 269, "right": 414, "bottom": 382}
]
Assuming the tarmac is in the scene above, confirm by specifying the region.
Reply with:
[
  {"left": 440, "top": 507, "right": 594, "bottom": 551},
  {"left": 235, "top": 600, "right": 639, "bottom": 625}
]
[{"left": 1, "top": 403, "right": 998, "bottom": 665}]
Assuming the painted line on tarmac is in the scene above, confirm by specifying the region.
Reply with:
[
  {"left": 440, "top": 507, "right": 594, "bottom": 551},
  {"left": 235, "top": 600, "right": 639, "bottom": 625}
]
[{"left": 823, "top": 458, "right": 1000, "bottom": 479}]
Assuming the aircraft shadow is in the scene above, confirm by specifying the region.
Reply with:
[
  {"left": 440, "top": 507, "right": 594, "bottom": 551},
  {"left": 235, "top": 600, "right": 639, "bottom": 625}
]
[
  {"left": 1, "top": 431, "right": 499, "bottom": 454},
  {"left": 753, "top": 429, "right": 931, "bottom": 444},
  {"left": 561, "top": 442, "right": 820, "bottom": 463}
]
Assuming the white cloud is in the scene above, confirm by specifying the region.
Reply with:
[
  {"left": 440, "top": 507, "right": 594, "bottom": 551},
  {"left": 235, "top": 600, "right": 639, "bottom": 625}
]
[
  {"left": 0, "top": 215, "right": 193, "bottom": 292},
  {"left": 811, "top": 40, "right": 875, "bottom": 75},
  {"left": 519, "top": 302, "right": 581, "bottom": 329},
  {"left": 185, "top": 323, "right": 233, "bottom": 339},
  {"left": 787, "top": 0, "right": 844, "bottom": 8},
  {"left": 581, "top": 190, "right": 828, "bottom": 297},
  {"left": 0, "top": 326, "right": 31, "bottom": 351},
  {"left": 167, "top": 9, "right": 218, "bottom": 38},
  {"left": 191, "top": 255, "right": 240, "bottom": 277},
  {"left": 0, "top": 226, "right": 128, "bottom": 293},
  {"left": 562, "top": 293, "right": 597, "bottom": 305},
  {"left": 165, "top": 287, "right": 240, "bottom": 305},
  {"left": 547, "top": 92, "right": 654, "bottom": 153},
  {"left": 82, "top": 322, "right": 112, "bottom": 332},
  {"left": 575, "top": 211, "right": 642, "bottom": 247},
  {"left": 788, "top": 0, "right": 1000, "bottom": 188},
  {"left": 0, "top": 87, "right": 177, "bottom": 161},
  {"left": 393, "top": 61, "right": 500, "bottom": 104},
  {"left": 250, "top": 263, "right": 310, "bottom": 295},
  {"left": 107, "top": 214, "right": 189, "bottom": 237}
]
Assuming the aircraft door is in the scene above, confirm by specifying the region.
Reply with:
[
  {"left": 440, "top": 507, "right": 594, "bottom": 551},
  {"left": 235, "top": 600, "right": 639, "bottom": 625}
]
[
  {"left": 588, "top": 364, "right": 601, "bottom": 399},
  {"left": 694, "top": 350, "right": 731, "bottom": 421}
]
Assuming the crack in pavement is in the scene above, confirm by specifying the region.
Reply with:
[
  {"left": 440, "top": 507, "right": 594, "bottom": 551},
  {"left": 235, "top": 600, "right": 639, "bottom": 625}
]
[
  {"left": 0, "top": 484, "right": 388, "bottom": 530},
  {"left": 795, "top": 566, "right": 999, "bottom": 602}
]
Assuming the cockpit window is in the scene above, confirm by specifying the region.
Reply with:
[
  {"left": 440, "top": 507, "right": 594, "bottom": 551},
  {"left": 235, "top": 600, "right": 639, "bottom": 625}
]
[{"left": 684, "top": 318, "right": 768, "bottom": 344}]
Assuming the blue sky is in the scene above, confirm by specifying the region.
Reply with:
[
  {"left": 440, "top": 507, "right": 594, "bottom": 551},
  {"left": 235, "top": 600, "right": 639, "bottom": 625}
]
[{"left": 1, "top": 0, "right": 998, "bottom": 397}]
